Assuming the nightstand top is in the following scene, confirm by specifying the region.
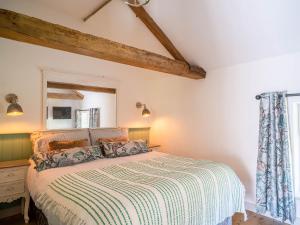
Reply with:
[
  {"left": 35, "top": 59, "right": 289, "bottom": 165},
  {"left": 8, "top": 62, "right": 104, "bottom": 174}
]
[
  {"left": 148, "top": 144, "right": 161, "bottom": 148},
  {"left": 0, "top": 159, "right": 30, "bottom": 169}
]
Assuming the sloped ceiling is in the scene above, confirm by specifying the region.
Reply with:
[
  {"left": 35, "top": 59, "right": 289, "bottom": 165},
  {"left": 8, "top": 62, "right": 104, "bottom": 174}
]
[{"left": 2, "top": 0, "right": 300, "bottom": 70}]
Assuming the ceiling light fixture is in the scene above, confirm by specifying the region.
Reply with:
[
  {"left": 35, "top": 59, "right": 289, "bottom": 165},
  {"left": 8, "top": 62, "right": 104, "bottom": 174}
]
[{"left": 123, "top": 0, "right": 150, "bottom": 7}]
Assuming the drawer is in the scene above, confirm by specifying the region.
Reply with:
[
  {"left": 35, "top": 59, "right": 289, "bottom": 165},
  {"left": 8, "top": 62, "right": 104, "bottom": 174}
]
[
  {"left": 0, "top": 180, "right": 24, "bottom": 197},
  {"left": 0, "top": 167, "right": 27, "bottom": 183}
]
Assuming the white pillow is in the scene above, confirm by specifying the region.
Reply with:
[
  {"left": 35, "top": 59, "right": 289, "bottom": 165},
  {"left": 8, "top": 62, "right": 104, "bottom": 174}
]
[
  {"left": 32, "top": 129, "right": 91, "bottom": 153},
  {"left": 89, "top": 128, "right": 128, "bottom": 145}
]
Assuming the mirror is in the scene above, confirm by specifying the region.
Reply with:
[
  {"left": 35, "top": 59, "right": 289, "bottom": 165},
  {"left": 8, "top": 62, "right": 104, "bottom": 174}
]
[{"left": 46, "top": 81, "right": 117, "bottom": 130}]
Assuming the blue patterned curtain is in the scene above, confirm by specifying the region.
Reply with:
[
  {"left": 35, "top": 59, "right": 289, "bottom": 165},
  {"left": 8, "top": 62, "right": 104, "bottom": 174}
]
[{"left": 256, "top": 91, "right": 296, "bottom": 223}]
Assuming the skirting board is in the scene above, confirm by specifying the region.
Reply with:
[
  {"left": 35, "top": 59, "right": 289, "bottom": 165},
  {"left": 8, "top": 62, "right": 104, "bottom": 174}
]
[{"left": 245, "top": 201, "right": 300, "bottom": 225}]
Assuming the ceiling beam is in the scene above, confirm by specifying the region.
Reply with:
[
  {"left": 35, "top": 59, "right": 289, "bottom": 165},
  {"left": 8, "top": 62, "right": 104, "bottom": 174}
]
[
  {"left": 129, "top": 6, "right": 185, "bottom": 61},
  {"left": 47, "top": 92, "right": 83, "bottom": 100},
  {"left": 83, "top": 0, "right": 112, "bottom": 22},
  {"left": 72, "top": 90, "right": 85, "bottom": 99},
  {"left": 0, "top": 9, "right": 205, "bottom": 79},
  {"left": 129, "top": 6, "right": 205, "bottom": 76},
  {"left": 47, "top": 82, "right": 116, "bottom": 94}
]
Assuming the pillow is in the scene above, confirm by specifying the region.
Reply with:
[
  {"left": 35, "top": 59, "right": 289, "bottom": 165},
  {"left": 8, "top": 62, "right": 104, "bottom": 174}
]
[
  {"left": 89, "top": 128, "right": 129, "bottom": 145},
  {"left": 100, "top": 140, "right": 149, "bottom": 158},
  {"left": 32, "top": 145, "right": 103, "bottom": 172},
  {"left": 32, "top": 129, "right": 91, "bottom": 153},
  {"left": 97, "top": 136, "right": 128, "bottom": 143},
  {"left": 49, "top": 139, "right": 89, "bottom": 151}
]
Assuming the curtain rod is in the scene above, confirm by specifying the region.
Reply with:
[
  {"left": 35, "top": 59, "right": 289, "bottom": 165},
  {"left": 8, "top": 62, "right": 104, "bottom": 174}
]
[{"left": 255, "top": 93, "right": 300, "bottom": 100}]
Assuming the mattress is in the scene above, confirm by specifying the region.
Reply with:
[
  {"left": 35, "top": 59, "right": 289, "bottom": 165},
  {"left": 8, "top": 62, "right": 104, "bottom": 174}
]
[{"left": 27, "top": 151, "right": 245, "bottom": 225}]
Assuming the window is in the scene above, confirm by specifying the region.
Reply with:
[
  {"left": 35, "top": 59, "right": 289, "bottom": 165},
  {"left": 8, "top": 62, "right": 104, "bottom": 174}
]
[
  {"left": 78, "top": 110, "right": 90, "bottom": 128},
  {"left": 288, "top": 97, "right": 300, "bottom": 198}
]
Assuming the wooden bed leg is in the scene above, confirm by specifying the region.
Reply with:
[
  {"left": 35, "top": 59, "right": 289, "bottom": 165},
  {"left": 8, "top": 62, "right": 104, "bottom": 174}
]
[
  {"left": 24, "top": 188, "right": 30, "bottom": 223},
  {"left": 21, "top": 198, "right": 25, "bottom": 215}
]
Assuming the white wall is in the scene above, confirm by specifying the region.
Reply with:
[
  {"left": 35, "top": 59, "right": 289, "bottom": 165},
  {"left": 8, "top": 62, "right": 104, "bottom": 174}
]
[{"left": 150, "top": 52, "right": 300, "bottom": 218}]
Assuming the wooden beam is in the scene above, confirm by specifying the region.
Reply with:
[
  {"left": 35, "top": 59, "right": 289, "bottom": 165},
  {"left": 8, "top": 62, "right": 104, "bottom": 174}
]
[
  {"left": 0, "top": 9, "right": 205, "bottom": 79},
  {"left": 72, "top": 90, "right": 84, "bottom": 99},
  {"left": 129, "top": 6, "right": 206, "bottom": 78},
  {"left": 129, "top": 6, "right": 185, "bottom": 61},
  {"left": 47, "top": 81, "right": 116, "bottom": 94},
  {"left": 47, "top": 92, "right": 83, "bottom": 100},
  {"left": 83, "top": 0, "right": 112, "bottom": 22}
]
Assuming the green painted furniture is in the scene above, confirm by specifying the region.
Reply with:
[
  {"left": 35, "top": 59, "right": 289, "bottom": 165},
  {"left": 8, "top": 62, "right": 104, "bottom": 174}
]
[
  {"left": 128, "top": 127, "right": 151, "bottom": 144},
  {"left": 0, "top": 134, "right": 32, "bottom": 162}
]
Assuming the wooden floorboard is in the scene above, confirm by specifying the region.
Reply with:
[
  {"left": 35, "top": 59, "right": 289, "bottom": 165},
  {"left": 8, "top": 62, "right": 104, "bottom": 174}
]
[
  {"left": 0, "top": 210, "right": 288, "bottom": 225},
  {"left": 233, "top": 211, "right": 288, "bottom": 225}
]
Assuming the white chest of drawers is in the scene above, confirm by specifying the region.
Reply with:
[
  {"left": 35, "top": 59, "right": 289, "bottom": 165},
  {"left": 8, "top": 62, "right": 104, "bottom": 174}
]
[{"left": 0, "top": 159, "right": 30, "bottom": 223}]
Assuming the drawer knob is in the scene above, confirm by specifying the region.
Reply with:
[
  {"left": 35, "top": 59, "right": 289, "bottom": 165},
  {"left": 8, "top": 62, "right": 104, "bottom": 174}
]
[{"left": 7, "top": 173, "right": 15, "bottom": 177}]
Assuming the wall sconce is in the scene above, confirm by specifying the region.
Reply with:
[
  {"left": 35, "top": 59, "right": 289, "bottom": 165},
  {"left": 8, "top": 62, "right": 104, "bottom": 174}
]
[
  {"left": 136, "top": 102, "right": 150, "bottom": 117},
  {"left": 5, "top": 94, "right": 24, "bottom": 116}
]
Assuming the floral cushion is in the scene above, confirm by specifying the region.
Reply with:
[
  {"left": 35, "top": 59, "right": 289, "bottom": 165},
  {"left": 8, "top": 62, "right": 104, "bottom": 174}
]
[
  {"left": 100, "top": 140, "right": 149, "bottom": 158},
  {"left": 32, "top": 145, "right": 103, "bottom": 172}
]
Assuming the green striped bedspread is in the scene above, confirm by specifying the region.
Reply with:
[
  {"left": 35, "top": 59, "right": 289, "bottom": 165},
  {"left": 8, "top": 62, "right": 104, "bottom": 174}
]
[{"left": 36, "top": 155, "right": 245, "bottom": 225}]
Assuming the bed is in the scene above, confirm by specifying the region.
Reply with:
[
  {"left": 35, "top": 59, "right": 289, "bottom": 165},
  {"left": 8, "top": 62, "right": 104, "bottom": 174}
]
[{"left": 27, "top": 129, "right": 246, "bottom": 225}]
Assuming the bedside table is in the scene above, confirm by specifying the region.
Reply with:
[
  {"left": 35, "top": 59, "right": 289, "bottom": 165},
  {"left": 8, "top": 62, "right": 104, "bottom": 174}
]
[
  {"left": 148, "top": 144, "right": 161, "bottom": 151},
  {"left": 0, "top": 159, "right": 30, "bottom": 223}
]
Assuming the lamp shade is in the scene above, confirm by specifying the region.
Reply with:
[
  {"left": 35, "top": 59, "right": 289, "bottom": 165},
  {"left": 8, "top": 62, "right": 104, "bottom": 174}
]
[
  {"left": 5, "top": 93, "right": 24, "bottom": 116},
  {"left": 142, "top": 106, "right": 151, "bottom": 117},
  {"left": 136, "top": 102, "right": 151, "bottom": 117},
  {"left": 7, "top": 103, "right": 24, "bottom": 116}
]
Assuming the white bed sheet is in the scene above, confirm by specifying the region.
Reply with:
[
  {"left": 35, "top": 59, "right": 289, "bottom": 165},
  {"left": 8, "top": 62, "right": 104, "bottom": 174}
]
[{"left": 27, "top": 151, "right": 167, "bottom": 202}]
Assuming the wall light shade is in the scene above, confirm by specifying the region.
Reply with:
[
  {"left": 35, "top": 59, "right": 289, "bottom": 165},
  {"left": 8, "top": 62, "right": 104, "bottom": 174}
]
[
  {"left": 5, "top": 94, "right": 24, "bottom": 116},
  {"left": 142, "top": 106, "right": 151, "bottom": 117},
  {"left": 136, "top": 102, "right": 151, "bottom": 117}
]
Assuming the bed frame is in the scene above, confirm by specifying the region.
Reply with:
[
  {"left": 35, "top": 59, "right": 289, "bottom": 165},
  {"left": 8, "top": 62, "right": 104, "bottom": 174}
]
[{"left": 30, "top": 198, "right": 232, "bottom": 225}]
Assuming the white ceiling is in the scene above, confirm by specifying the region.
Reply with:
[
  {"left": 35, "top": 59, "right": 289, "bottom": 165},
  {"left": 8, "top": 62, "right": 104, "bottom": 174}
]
[
  {"left": 2, "top": 0, "right": 300, "bottom": 70},
  {"left": 37, "top": 0, "right": 106, "bottom": 20},
  {"left": 146, "top": 0, "right": 300, "bottom": 69}
]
